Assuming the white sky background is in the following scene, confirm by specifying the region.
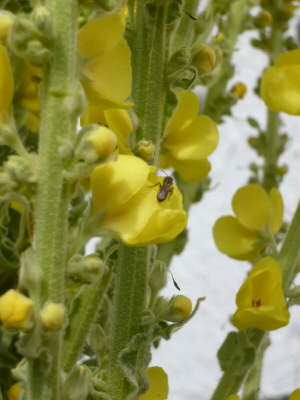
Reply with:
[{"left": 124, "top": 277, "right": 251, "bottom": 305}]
[{"left": 151, "top": 14, "right": 300, "bottom": 400}]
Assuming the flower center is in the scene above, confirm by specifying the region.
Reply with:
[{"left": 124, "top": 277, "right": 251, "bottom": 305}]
[{"left": 251, "top": 298, "right": 262, "bottom": 308}]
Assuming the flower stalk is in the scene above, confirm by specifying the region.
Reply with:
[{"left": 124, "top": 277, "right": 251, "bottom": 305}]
[
  {"left": 29, "top": 0, "right": 79, "bottom": 398},
  {"left": 106, "top": 245, "right": 149, "bottom": 400}
]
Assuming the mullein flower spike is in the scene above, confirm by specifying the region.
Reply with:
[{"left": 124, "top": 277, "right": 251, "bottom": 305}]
[
  {"left": 160, "top": 91, "right": 219, "bottom": 182},
  {"left": 91, "top": 155, "right": 187, "bottom": 246},
  {"left": 260, "top": 49, "right": 300, "bottom": 115},
  {"left": 213, "top": 184, "right": 283, "bottom": 261},
  {"left": 139, "top": 367, "right": 169, "bottom": 400},
  {"left": 232, "top": 257, "right": 290, "bottom": 331}
]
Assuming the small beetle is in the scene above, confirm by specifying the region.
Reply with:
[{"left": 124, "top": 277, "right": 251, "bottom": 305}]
[{"left": 156, "top": 176, "right": 174, "bottom": 202}]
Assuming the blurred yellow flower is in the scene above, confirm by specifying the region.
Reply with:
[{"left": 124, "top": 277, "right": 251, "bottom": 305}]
[
  {"left": 213, "top": 184, "right": 283, "bottom": 261},
  {"left": 160, "top": 91, "right": 219, "bottom": 182},
  {"left": 289, "top": 389, "right": 300, "bottom": 400},
  {"left": 260, "top": 49, "right": 300, "bottom": 115},
  {"left": 232, "top": 257, "right": 290, "bottom": 331},
  {"left": 91, "top": 155, "right": 187, "bottom": 246},
  {"left": 0, "top": 44, "right": 14, "bottom": 124},
  {"left": 6, "top": 383, "right": 23, "bottom": 400},
  {"left": 0, "top": 289, "right": 33, "bottom": 329},
  {"left": 139, "top": 367, "right": 169, "bottom": 400},
  {"left": 78, "top": 10, "right": 132, "bottom": 110},
  {"left": 227, "top": 395, "right": 240, "bottom": 400}
]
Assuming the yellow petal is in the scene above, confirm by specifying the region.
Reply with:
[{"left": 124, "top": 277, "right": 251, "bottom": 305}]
[
  {"left": 82, "top": 39, "right": 132, "bottom": 110},
  {"left": 0, "top": 44, "right": 14, "bottom": 123},
  {"left": 164, "top": 115, "right": 219, "bottom": 160},
  {"left": 139, "top": 367, "right": 169, "bottom": 400},
  {"left": 275, "top": 49, "right": 300, "bottom": 66},
  {"left": 232, "top": 306, "right": 290, "bottom": 330},
  {"left": 103, "top": 175, "right": 187, "bottom": 246},
  {"left": 7, "top": 383, "right": 23, "bottom": 400},
  {"left": 269, "top": 187, "right": 284, "bottom": 234},
  {"left": 104, "top": 108, "right": 132, "bottom": 139},
  {"left": 91, "top": 155, "right": 149, "bottom": 215},
  {"left": 260, "top": 64, "right": 300, "bottom": 115},
  {"left": 77, "top": 12, "right": 125, "bottom": 59},
  {"left": 213, "top": 216, "right": 261, "bottom": 260},
  {"left": 168, "top": 157, "right": 211, "bottom": 182},
  {"left": 166, "top": 91, "right": 200, "bottom": 133},
  {"left": 232, "top": 184, "right": 271, "bottom": 231},
  {"left": 289, "top": 389, "right": 300, "bottom": 400}
]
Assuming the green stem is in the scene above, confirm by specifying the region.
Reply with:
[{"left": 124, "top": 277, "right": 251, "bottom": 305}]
[
  {"left": 279, "top": 201, "right": 300, "bottom": 291},
  {"left": 63, "top": 270, "right": 113, "bottom": 372},
  {"left": 106, "top": 245, "right": 149, "bottom": 400},
  {"left": 241, "top": 335, "right": 270, "bottom": 400},
  {"left": 30, "top": 0, "right": 78, "bottom": 398},
  {"left": 132, "top": 1, "right": 168, "bottom": 160},
  {"left": 262, "top": 11, "right": 283, "bottom": 190},
  {"left": 204, "top": 0, "right": 248, "bottom": 118}
]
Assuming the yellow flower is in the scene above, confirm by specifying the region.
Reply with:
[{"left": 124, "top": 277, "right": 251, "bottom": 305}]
[
  {"left": 139, "top": 367, "right": 169, "bottom": 400},
  {"left": 0, "top": 12, "right": 14, "bottom": 43},
  {"left": 0, "top": 289, "right": 33, "bottom": 329},
  {"left": 227, "top": 396, "right": 240, "bottom": 400},
  {"left": 0, "top": 44, "right": 14, "bottom": 124},
  {"left": 166, "top": 295, "right": 192, "bottom": 322},
  {"left": 81, "top": 105, "right": 132, "bottom": 154},
  {"left": 213, "top": 184, "right": 283, "bottom": 261},
  {"left": 160, "top": 91, "right": 219, "bottom": 182},
  {"left": 289, "top": 389, "right": 300, "bottom": 400},
  {"left": 78, "top": 10, "right": 132, "bottom": 110},
  {"left": 6, "top": 383, "right": 23, "bottom": 400},
  {"left": 260, "top": 49, "right": 300, "bottom": 115},
  {"left": 91, "top": 155, "right": 187, "bottom": 246},
  {"left": 232, "top": 257, "right": 290, "bottom": 331}
]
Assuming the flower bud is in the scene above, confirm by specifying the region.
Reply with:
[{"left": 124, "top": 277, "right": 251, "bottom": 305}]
[
  {"left": 68, "top": 254, "right": 106, "bottom": 283},
  {"left": 76, "top": 125, "right": 118, "bottom": 162},
  {"left": 40, "top": 303, "right": 65, "bottom": 331},
  {"left": 0, "top": 289, "right": 33, "bottom": 329},
  {"left": 254, "top": 10, "right": 272, "bottom": 29},
  {"left": 165, "top": 295, "right": 192, "bottom": 322},
  {"left": 213, "top": 32, "right": 224, "bottom": 43},
  {"left": 4, "top": 154, "right": 37, "bottom": 186},
  {"left": 231, "top": 82, "right": 247, "bottom": 99},
  {"left": 192, "top": 43, "right": 217, "bottom": 73},
  {"left": 63, "top": 365, "right": 91, "bottom": 400},
  {"left": 0, "top": 12, "right": 14, "bottom": 43},
  {"left": 6, "top": 383, "right": 23, "bottom": 400},
  {"left": 137, "top": 140, "right": 156, "bottom": 161}
]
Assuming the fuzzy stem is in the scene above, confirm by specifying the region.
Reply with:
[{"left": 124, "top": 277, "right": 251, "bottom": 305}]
[
  {"left": 106, "top": 245, "right": 149, "bottom": 400},
  {"left": 204, "top": 0, "right": 248, "bottom": 118},
  {"left": 131, "top": 1, "right": 168, "bottom": 160},
  {"left": 29, "top": 0, "right": 78, "bottom": 399}
]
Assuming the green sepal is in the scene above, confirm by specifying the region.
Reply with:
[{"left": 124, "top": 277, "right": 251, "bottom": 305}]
[{"left": 62, "top": 365, "right": 91, "bottom": 400}]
